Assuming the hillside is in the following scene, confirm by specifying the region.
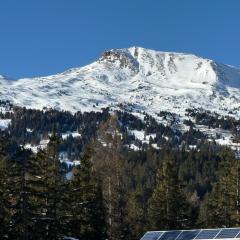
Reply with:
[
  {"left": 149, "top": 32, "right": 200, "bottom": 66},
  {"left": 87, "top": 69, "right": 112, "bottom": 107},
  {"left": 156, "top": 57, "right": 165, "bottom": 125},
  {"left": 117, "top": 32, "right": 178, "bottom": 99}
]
[
  {"left": 1, "top": 47, "right": 240, "bottom": 119},
  {"left": 1, "top": 48, "right": 240, "bottom": 239}
]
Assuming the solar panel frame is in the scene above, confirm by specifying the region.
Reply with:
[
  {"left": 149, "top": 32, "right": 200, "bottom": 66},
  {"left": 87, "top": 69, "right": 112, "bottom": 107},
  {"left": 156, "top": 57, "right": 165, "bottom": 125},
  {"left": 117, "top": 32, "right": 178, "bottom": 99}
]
[
  {"left": 176, "top": 230, "right": 199, "bottom": 240},
  {"left": 141, "top": 231, "right": 165, "bottom": 240},
  {"left": 141, "top": 228, "right": 240, "bottom": 240},
  {"left": 215, "top": 228, "right": 240, "bottom": 239},
  {"left": 159, "top": 230, "right": 182, "bottom": 240},
  {"left": 235, "top": 230, "right": 240, "bottom": 238},
  {"left": 194, "top": 229, "right": 221, "bottom": 239}
]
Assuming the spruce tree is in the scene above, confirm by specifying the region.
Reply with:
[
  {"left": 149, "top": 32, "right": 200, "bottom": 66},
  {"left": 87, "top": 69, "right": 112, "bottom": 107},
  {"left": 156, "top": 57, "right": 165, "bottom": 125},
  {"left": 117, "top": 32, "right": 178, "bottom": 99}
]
[
  {"left": 68, "top": 146, "right": 107, "bottom": 240},
  {"left": 5, "top": 147, "right": 36, "bottom": 240},
  {"left": 41, "top": 130, "right": 67, "bottom": 239},
  {"left": 26, "top": 149, "right": 55, "bottom": 240},
  {"left": 148, "top": 157, "right": 190, "bottom": 230},
  {"left": 126, "top": 190, "right": 148, "bottom": 240},
  {"left": 199, "top": 156, "right": 240, "bottom": 228}
]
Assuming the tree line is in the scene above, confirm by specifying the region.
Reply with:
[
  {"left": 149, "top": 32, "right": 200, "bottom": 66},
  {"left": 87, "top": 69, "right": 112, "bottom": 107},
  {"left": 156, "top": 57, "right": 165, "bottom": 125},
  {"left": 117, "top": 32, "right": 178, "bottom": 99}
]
[{"left": 1, "top": 115, "right": 240, "bottom": 239}]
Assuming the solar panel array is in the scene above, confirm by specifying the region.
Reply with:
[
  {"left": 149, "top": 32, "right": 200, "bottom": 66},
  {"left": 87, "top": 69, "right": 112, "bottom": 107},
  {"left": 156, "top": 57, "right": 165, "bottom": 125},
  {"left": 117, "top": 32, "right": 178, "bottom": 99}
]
[{"left": 141, "top": 228, "right": 240, "bottom": 240}]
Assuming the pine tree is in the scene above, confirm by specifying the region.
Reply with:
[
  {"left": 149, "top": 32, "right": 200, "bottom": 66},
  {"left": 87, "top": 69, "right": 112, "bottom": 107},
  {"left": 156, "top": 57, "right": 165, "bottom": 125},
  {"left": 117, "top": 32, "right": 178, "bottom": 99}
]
[
  {"left": 199, "top": 156, "right": 240, "bottom": 228},
  {"left": 68, "top": 146, "right": 107, "bottom": 240},
  {"left": 126, "top": 190, "right": 148, "bottom": 240},
  {"left": 26, "top": 149, "right": 56, "bottom": 240},
  {"left": 148, "top": 157, "right": 190, "bottom": 230},
  {"left": 41, "top": 130, "right": 67, "bottom": 239},
  {"left": 0, "top": 135, "right": 57, "bottom": 239},
  {"left": 17, "top": 130, "right": 71, "bottom": 240},
  {"left": 5, "top": 147, "right": 37, "bottom": 240}
]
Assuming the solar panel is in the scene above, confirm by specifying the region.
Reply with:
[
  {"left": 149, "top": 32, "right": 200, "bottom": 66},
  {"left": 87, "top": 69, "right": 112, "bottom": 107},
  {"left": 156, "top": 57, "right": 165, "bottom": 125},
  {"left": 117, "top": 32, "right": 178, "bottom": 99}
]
[
  {"left": 159, "top": 231, "right": 182, "bottom": 240},
  {"left": 141, "top": 228, "right": 240, "bottom": 240},
  {"left": 176, "top": 230, "right": 199, "bottom": 240},
  {"left": 215, "top": 228, "right": 240, "bottom": 239},
  {"left": 195, "top": 229, "right": 220, "bottom": 239},
  {"left": 235, "top": 231, "right": 240, "bottom": 238},
  {"left": 141, "top": 231, "right": 164, "bottom": 240}
]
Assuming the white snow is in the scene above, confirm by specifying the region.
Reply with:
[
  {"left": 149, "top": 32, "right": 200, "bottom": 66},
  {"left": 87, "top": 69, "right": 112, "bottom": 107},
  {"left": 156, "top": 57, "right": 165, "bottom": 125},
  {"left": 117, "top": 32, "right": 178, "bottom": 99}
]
[
  {"left": 59, "top": 152, "right": 80, "bottom": 167},
  {"left": 129, "top": 144, "right": 141, "bottom": 151},
  {"left": 127, "top": 130, "right": 158, "bottom": 150},
  {"left": 151, "top": 143, "right": 160, "bottom": 149},
  {"left": 24, "top": 139, "right": 49, "bottom": 153},
  {"left": 130, "top": 130, "right": 156, "bottom": 143},
  {"left": 130, "top": 130, "right": 145, "bottom": 140},
  {"left": 60, "top": 159, "right": 80, "bottom": 167},
  {"left": 62, "top": 131, "right": 81, "bottom": 140},
  {"left": 1, "top": 47, "right": 240, "bottom": 121},
  {"left": 26, "top": 128, "right": 33, "bottom": 133},
  {"left": 194, "top": 124, "right": 240, "bottom": 150},
  {"left": 128, "top": 142, "right": 160, "bottom": 151},
  {"left": 189, "top": 145, "right": 197, "bottom": 150},
  {"left": 0, "top": 119, "right": 11, "bottom": 130},
  {"left": 2, "top": 47, "right": 240, "bottom": 150}
]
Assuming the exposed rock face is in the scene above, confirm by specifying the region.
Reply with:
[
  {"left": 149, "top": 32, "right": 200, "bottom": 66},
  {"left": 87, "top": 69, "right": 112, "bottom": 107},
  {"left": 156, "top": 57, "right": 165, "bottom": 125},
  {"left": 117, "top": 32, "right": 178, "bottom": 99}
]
[{"left": 99, "top": 48, "right": 140, "bottom": 73}]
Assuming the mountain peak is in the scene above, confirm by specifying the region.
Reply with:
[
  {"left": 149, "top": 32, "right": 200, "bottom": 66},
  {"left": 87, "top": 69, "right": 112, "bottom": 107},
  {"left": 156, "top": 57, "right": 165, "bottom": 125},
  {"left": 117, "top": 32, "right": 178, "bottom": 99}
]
[
  {"left": 0, "top": 47, "right": 240, "bottom": 118},
  {"left": 98, "top": 48, "right": 139, "bottom": 73}
]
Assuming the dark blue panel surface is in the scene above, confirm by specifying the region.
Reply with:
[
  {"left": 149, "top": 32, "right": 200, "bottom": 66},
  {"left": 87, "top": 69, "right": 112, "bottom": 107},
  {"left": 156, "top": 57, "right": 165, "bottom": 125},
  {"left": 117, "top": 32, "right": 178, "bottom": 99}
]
[
  {"left": 195, "top": 229, "right": 220, "bottom": 239},
  {"left": 177, "top": 230, "right": 199, "bottom": 240},
  {"left": 141, "top": 228, "right": 240, "bottom": 240},
  {"left": 159, "top": 231, "right": 182, "bottom": 240},
  {"left": 141, "top": 232, "right": 164, "bottom": 240},
  {"left": 215, "top": 228, "right": 240, "bottom": 239}
]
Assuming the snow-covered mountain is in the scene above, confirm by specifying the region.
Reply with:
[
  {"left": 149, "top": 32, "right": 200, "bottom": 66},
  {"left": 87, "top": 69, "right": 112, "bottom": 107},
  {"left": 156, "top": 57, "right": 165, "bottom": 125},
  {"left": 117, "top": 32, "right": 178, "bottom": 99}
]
[{"left": 1, "top": 47, "right": 240, "bottom": 119}]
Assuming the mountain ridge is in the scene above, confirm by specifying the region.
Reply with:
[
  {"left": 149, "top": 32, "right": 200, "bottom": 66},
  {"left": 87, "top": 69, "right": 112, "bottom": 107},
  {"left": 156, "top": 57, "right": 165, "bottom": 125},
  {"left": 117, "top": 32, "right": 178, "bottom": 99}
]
[{"left": 1, "top": 47, "right": 240, "bottom": 119}]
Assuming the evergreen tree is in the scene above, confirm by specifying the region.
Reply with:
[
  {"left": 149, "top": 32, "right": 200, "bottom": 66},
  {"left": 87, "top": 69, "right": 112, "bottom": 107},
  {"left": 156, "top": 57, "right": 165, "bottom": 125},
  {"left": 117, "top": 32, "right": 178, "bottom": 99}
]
[
  {"left": 68, "top": 146, "right": 107, "bottom": 240},
  {"left": 148, "top": 157, "right": 190, "bottom": 230},
  {"left": 199, "top": 156, "right": 240, "bottom": 228},
  {"left": 126, "top": 190, "right": 148, "bottom": 240},
  {"left": 5, "top": 147, "right": 36, "bottom": 239},
  {"left": 28, "top": 149, "right": 50, "bottom": 239},
  {"left": 41, "top": 130, "right": 67, "bottom": 239}
]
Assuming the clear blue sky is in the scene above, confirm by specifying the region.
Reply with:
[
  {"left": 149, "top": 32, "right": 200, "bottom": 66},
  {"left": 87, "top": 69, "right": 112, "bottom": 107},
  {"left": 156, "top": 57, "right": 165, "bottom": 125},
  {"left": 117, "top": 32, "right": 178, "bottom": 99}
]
[{"left": 0, "top": 0, "right": 240, "bottom": 78}]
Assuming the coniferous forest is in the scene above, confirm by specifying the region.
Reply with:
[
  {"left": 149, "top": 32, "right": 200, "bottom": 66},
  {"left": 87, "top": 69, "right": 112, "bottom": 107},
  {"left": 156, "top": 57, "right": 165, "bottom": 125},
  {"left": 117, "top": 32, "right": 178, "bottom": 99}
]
[
  {"left": 1, "top": 105, "right": 240, "bottom": 239},
  {"left": 1, "top": 1, "right": 240, "bottom": 239}
]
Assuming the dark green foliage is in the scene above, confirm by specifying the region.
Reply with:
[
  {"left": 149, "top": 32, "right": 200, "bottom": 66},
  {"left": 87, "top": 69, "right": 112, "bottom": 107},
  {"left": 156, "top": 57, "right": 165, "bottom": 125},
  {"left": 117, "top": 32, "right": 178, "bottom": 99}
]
[
  {"left": 126, "top": 190, "right": 149, "bottom": 240},
  {"left": 148, "top": 157, "right": 190, "bottom": 230},
  {"left": 2, "top": 106, "right": 240, "bottom": 238},
  {"left": 68, "top": 146, "right": 107, "bottom": 240},
  {"left": 198, "top": 155, "right": 240, "bottom": 228},
  {"left": 5, "top": 147, "right": 35, "bottom": 239}
]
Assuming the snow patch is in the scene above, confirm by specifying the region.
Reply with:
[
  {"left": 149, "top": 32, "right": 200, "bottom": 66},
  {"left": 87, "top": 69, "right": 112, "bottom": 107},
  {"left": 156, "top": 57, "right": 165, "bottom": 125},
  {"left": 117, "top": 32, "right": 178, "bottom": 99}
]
[
  {"left": 24, "top": 139, "right": 49, "bottom": 153},
  {"left": 0, "top": 119, "right": 11, "bottom": 130},
  {"left": 62, "top": 131, "right": 81, "bottom": 140}
]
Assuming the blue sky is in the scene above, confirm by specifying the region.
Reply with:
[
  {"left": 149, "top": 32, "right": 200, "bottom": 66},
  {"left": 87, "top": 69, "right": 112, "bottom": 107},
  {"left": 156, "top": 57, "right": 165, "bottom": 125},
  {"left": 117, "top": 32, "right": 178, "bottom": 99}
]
[{"left": 0, "top": 0, "right": 240, "bottom": 78}]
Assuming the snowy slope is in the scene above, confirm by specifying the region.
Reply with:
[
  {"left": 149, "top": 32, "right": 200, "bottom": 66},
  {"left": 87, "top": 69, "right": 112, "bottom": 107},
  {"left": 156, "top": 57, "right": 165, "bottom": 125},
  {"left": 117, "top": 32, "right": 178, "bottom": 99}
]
[{"left": 1, "top": 47, "right": 240, "bottom": 119}]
